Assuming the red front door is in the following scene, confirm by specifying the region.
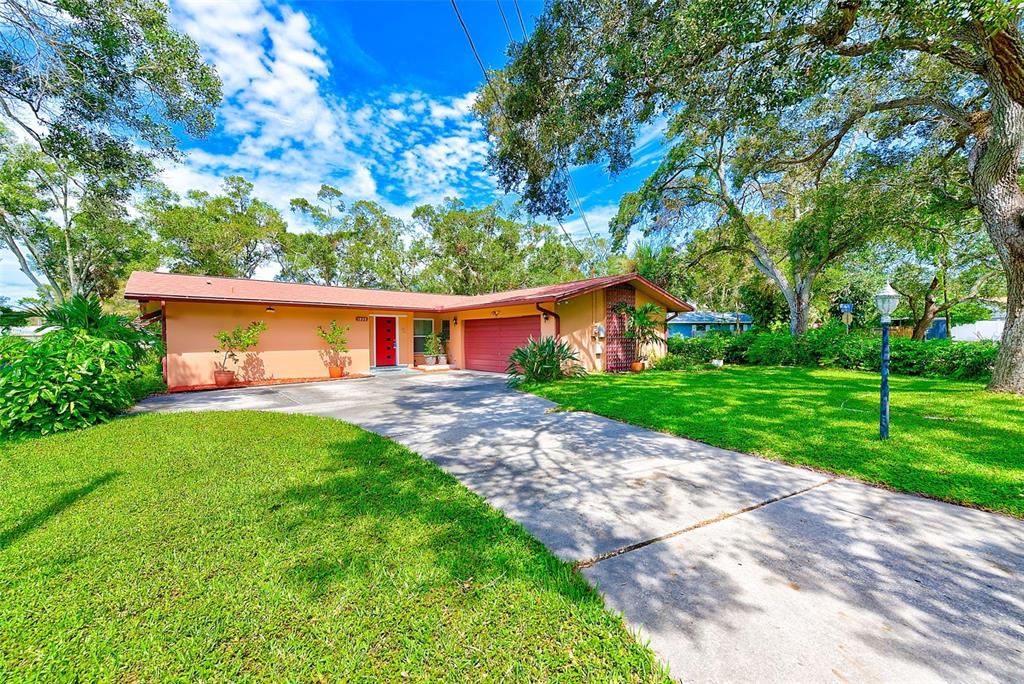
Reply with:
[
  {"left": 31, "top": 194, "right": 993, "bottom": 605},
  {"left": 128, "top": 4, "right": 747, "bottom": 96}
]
[{"left": 375, "top": 317, "right": 397, "bottom": 366}]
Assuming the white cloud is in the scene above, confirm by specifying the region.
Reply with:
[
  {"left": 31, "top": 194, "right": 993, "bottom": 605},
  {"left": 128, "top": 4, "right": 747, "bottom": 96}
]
[{"left": 162, "top": 0, "right": 491, "bottom": 223}]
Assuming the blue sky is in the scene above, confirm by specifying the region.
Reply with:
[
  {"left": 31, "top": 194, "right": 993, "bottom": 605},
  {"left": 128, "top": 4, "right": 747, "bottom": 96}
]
[{"left": 3, "top": 0, "right": 666, "bottom": 300}]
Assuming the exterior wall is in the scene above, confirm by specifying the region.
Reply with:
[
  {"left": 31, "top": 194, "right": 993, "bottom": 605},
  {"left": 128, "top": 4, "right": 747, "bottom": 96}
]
[
  {"left": 160, "top": 284, "right": 674, "bottom": 388},
  {"left": 555, "top": 290, "right": 605, "bottom": 371},
  {"left": 163, "top": 301, "right": 415, "bottom": 389}
]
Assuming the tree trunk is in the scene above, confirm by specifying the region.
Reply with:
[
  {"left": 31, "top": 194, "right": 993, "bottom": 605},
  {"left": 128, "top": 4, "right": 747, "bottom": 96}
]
[
  {"left": 911, "top": 309, "right": 937, "bottom": 341},
  {"left": 967, "top": 61, "right": 1024, "bottom": 393},
  {"left": 990, "top": 258, "right": 1024, "bottom": 391}
]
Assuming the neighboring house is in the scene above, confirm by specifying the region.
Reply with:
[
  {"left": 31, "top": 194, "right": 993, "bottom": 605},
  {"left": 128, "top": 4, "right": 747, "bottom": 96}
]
[
  {"left": 124, "top": 271, "right": 692, "bottom": 392},
  {"left": 6, "top": 325, "right": 54, "bottom": 341},
  {"left": 952, "top": 316, "right": 1005, "bottom": 342},
  {"left": 668, "top": 311, "right": 752, "bottom": 338}
]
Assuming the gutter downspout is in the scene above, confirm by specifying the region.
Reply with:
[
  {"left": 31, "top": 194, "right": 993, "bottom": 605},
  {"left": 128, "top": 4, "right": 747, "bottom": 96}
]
[{"left": 536, "top": 303, "right": 560, "bottom": 338}]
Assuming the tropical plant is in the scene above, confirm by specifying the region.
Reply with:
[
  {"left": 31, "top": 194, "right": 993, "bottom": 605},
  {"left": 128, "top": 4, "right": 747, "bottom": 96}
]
[
  {"left": 612, "top": 302, "right": 666, "bottom": 363},
  {"left": 214, "top": 321, "right": 267, "bottom": 371},
  {"left": 0, "top": 330, "right": 136, "bottom": 437},
  {"left": 506, "top": 336, "right": 586, "bottom": 387},
  {"left": 316, "top": 320, "right": 349, "bottom": 353},
  {"left": 0, "top": 294, "right": 157, "bottom": 360}
]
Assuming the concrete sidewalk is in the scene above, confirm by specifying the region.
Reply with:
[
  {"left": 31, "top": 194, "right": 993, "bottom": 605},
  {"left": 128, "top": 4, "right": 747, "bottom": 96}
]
[{"left": 137, "top": 372, "right": 1024, "bottom": 683}]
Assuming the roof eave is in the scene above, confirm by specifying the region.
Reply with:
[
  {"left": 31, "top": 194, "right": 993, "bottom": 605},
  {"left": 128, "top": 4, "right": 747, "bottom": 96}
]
[{"left": 123, "top": 292, "right": 441, "bottom": 313}]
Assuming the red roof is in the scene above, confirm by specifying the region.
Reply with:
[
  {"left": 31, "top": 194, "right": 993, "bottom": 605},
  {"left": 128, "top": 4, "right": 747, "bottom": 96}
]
[{"left": 124, "top": 271, "right": 692, "bottom": 312}]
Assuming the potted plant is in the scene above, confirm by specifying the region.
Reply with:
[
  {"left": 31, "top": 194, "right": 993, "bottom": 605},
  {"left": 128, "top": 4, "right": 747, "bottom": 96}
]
[
  {"left": 612, "top": 302, "right": 666, "bottom": 372},
  {"left": 423, "top": 332, "right": 442, "bottom": 365},
  {"left": 213, "top": 321, "right": 267, "bottom": 386},
  {"left": 437, "top": 330, "right": 449, "bottom": 365},
  {"left": 317, "top": 320, "right": 350, "bottom": 378}
]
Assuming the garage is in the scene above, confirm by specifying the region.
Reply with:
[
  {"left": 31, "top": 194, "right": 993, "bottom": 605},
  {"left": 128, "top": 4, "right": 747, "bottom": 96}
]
[{"left": 463, "top": 316, "right": 541, "bottom": 372}]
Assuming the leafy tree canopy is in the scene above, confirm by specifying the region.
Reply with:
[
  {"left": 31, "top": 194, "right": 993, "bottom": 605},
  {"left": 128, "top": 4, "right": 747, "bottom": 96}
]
[
  {"left": 142, "top": 176, "right": 287, "bottom": 279},
  {"left": 0, "top": 0, "right": 221, "bottom": 178}
]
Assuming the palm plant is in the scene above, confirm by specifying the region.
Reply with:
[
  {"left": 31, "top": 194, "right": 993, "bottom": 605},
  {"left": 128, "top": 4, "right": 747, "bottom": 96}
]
[
  {"left": 0, "top": 294, "right": 157, "bottom": 359},
  {"left": 612, "top": 301, "right": 666, "bottom": 362},
  {"left": 506, "top": 336, "right": 586, "bottom": 387}
]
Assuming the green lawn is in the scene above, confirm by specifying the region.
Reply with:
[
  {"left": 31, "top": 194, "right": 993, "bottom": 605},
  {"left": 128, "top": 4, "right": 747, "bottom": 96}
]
[
  {"left": 0, "top": 412, "right": 667, "bottom": 682},
  {"left": 528, "top": 366, "right": 1024, "bottom": 517}
]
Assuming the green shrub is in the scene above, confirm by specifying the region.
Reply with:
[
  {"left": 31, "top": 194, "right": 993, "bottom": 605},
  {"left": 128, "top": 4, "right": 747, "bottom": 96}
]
[
  {"left": 924, "top": 340, "right": 999, "bottom": 379},
  {"left": 745, "top": 332, "right": 800, "bottom": 365},
  {"left": 652, "top": 353, "right": 690, "bottom": 371},
  {"left": 0, "top": 335, "right": 29, "bottom": 367},
  {"left": 729, "top": 323, "right": 997, "bottom": 381},
  {"left": 0, "top": 330, "right": 136, "bottom": 437},
  {"left": 124, "top": 359, "right": 167, "bottom": 401},
  {"left": 8, "top": 294, "right": 160, "bottom": 361},
  {"left": 506, "top": 336, "right": 586, "bottom": 387},
  {"left": 724, "top": 330, "right": 759, "bottom": 363},
  {"left": 666, "top": 332, "right": 734, "bottom": 365},
  {"left": 214, "top": 321, "right": 267, "bottom": 371}
]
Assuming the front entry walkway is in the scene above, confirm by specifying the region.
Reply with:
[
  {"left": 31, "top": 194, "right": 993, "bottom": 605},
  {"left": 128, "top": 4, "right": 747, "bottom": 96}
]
[{"left": 136, "top": 372, "right": 1024, "bottom": 683}]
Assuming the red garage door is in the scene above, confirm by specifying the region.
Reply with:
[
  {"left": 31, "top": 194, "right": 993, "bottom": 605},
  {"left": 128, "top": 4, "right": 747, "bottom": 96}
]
[{"left": 464, "top": 316, "right": 541, "bottom": 373}]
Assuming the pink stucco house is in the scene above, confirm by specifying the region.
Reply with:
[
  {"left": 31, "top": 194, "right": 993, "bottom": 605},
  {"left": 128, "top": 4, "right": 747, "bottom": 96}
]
[{"left": 125, "top": 271, "right": 692, "bottom": 392}]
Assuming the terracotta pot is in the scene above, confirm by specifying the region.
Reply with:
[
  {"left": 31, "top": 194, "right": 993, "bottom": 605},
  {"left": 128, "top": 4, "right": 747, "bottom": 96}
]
[
  {"left": 328, "top": 366, "right": 344, "bottom": 378},
  {"left": 214, "top": 370, "right": 235, "bottom": 386},
  {"left": 630, "top": 361, "right": 645, "bottom": 373}
]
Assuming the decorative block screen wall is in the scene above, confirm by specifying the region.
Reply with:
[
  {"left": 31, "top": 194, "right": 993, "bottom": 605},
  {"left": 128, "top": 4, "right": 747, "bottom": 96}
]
[{"left": 604, "top": 284, "right": 636, "bottom": 372}]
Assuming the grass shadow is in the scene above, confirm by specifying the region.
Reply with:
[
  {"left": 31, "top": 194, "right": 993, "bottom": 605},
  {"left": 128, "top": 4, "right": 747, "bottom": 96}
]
[{"left": 0, "top": 471, "right": 119, "bottom": 551}]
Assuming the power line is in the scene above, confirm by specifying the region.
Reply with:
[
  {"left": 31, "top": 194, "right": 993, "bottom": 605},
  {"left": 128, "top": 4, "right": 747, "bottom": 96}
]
[
  {"left": 512, "top": 0, "right": 528, "bottom": 39},
  {"left": 565, "top": 172, "right": 600, "bottom": 251},
  {"left": 495, "top": 0, "right": 515, "bottom": 43},
  {"left": 450, "top": 0, "right": 589, "bottom": 264}
]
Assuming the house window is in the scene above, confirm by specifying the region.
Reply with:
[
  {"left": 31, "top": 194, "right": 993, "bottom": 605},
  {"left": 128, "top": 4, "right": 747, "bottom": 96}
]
[{"left": 414, "top": 319, "right": 434, "bottom": 353}]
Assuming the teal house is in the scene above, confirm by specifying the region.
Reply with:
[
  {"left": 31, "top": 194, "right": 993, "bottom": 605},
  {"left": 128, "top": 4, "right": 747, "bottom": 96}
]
[{"left": 668, "top": 311, "right": 752, "bottom": 337}]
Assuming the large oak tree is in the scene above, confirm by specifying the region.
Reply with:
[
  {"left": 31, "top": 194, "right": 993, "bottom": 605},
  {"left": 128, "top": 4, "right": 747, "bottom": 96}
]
[{"left": 480, "top": 0, "right": 1024, "bottom": 392}]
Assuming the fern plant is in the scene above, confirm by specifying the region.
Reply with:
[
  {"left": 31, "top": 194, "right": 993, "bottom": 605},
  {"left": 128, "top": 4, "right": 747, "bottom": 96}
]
[
  {"left": 506, "top": 336, "right": 586, "bottom": 387},
  {"left": 2, "top": 294, "right": 158, "bottom": 360}
]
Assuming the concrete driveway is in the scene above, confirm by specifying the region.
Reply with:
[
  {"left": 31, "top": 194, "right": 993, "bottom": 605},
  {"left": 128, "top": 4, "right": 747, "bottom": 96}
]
[{"left": 137, "top": 371, "right": 1024, "bottom": 683}]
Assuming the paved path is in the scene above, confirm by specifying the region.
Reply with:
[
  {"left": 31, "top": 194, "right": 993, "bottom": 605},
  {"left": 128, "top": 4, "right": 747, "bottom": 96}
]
[{"left": 137, "top": 372, "right": 1024, "bottom": 683}]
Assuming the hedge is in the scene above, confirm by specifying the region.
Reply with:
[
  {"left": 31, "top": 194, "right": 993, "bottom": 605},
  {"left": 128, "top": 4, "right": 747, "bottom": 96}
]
[
  {"left": 0, "top": 330, "right": 160, "bottom": 438},
  {"left": 662, "top": 323, "right": 998, "bottom": 381}
]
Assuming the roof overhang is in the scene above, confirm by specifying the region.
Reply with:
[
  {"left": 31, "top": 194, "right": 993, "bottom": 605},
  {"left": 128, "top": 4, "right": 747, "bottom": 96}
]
[{"left": 124, "top": 273, "right": 694, "bottom": 314}]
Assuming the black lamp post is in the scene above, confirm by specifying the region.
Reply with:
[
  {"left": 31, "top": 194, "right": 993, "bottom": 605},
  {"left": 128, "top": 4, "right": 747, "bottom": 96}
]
[{"left": 874, "top": 282, "right": 900, "bottom": 440}]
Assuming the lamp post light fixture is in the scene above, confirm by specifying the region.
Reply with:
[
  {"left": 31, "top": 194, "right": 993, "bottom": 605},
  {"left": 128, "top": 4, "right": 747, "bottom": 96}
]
[{"left": 874, "top": 282, "right": 900, "bottom": 440}]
